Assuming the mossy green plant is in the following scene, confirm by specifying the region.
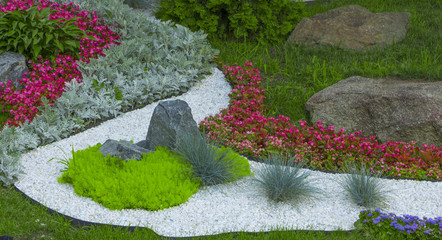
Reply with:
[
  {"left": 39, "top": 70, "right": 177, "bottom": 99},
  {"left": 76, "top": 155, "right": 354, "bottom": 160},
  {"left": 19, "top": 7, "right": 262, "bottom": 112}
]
[
  {"left": 58, "top": 140, "right": 252, "bottom": 211},
  {"left": 58, "top": 143, "right": 200, "bottom": 211}
]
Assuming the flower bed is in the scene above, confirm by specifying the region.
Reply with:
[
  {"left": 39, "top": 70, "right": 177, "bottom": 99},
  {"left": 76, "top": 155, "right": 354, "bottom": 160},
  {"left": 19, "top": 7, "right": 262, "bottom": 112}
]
[
  {"left": 200, "top": 58, "right": 442, "bottom": 180},
  {"left": 356, "top": 209, "right": 442, "bottom": 239},
  {"left": 0, "top": 0, "right": 120, "bottom": 127},
  {"left": 0, "top": 1, "right": 440, "bottom": 238}
]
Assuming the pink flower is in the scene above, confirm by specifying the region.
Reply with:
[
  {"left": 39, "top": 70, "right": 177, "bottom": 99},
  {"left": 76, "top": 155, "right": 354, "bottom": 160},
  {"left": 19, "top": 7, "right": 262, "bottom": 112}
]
[
  {"left": 199, "top": 58, "right": 442, "bottom": 180},
  {"left": 0, "top": 0, "right": 120, "bottom": 127}
]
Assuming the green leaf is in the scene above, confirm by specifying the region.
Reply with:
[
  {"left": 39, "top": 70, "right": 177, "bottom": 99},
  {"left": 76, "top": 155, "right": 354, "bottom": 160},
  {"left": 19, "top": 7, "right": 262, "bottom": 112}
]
[
  {"left": 17, "top": 22, "right": 25, "bottom": 30},
  {"left": 33, "top": 45, "right": 42, "bottom": 59},
  {"left": 29, "top": 5, "right": 38, "bottom": 20},
  {"left": 33, "top": 37, "right": 41, "bottom": 45},
  {"left": 86, "top": 34, "right": 97, "bottom": 41},
  {"left": 5, "top": 30, "right": 14, "bottom": 37},
  {"left": 64, "top": 39, "right": 79, "bottom": 48},
  {"left": 17, "top": 45, "right": 24, "bottom": 53},
  {"left": 38, "top": 7, "right": 52, "bottom": 18},
  {"left": 45, "top": 34, "right": 53, "bottom": 44},
  {"left": 23, "top": 37, "right": 32, "bottom": 49},
  {"left": 32, "top": 29, "right": 38, "bottom": 38},
  {"left": 114, "top": 87, "right": 123, "bottom": 101},
  {"left": 105, "top": 9, "right": 112, "bottom": 19},
  {"left": 54, "top": 39, "right": 64, "bottom": 52},
  {"left": 12, "top": 38, "right": 18, "bottom": 49},
  {"left": 11, "top": 21, "right": 18, "bottom": 30}
]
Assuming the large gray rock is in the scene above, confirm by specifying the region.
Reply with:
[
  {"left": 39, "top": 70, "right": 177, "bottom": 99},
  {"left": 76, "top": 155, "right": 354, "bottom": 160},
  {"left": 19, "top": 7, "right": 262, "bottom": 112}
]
[
  {"left": 99, "top": 139, "right": 152, "bottom": 162},
  {"left": 139, "top": 99, "right": 200, "bottom": 151},
  {"left": 0, "top": 52, "right": 29, "bottom": 90},
  {"left": 286, "top": 5, "right": 411, "bottom": 51},
  {"left": 305, "top": 76, "right": 441, "bottom": 147}
]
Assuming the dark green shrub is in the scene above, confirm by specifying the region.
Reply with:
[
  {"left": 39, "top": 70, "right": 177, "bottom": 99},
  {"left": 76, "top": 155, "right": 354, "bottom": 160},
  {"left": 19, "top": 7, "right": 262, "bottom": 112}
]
[
  {"left": 58, "top": 144, "right": 200, "bottom": 211},
  {"left": 0, "top": 4, "right": 96, "bottom": 62},
  {"left": 175, "top": 132, "right": 252, "bottom": 186},
  {"left": 154, "top": 0, "right": 306, "bottom": 44}
]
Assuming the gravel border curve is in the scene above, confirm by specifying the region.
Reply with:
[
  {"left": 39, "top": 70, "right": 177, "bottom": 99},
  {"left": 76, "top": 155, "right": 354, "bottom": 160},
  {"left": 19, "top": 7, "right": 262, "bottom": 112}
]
[{"left": 14, "top": 67, "right": 442, "bottom": 238}]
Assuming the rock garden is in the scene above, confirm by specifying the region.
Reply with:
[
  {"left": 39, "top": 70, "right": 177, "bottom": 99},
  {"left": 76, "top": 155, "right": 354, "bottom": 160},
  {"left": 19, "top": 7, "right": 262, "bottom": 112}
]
[{"left": 0, "top": 0, "right": 441, "bottom": 239}]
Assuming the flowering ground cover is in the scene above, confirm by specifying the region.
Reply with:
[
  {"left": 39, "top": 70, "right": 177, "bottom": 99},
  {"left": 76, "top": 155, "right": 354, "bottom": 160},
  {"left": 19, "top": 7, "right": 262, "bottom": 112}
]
[
  {"left": 356, "top": 209, "right": 442, "bottom": 239},
  {"left": 200, "top": 58, "right": 442, "bottom": 180},
  {"left": 0, "top": 0, "right": 120, "bottom": 127}
]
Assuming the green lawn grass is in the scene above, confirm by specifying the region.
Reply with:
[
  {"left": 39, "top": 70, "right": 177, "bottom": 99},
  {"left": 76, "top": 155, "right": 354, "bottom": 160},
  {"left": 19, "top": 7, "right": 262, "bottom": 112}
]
[
  {"left": 1, "top": 185, "right": 370, "bottom": 240},
  {"left": 1, "top": 0, "right": 440, "bottom": 238},
  {"left": 210, "top": 0, "right": 441, "bottom": 129}
]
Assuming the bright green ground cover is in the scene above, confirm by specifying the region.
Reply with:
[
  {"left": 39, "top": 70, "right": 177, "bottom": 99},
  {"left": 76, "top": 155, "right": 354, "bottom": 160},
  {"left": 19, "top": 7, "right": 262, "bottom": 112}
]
[
  {"left": 57, "top": 141, "right": 251, "bottom": 211},
  {"left": 57, "top": 145, "right": 201, "bottom": 211},
  {"left": 1, "top": 0, "right": 441, "bottom": 239}
]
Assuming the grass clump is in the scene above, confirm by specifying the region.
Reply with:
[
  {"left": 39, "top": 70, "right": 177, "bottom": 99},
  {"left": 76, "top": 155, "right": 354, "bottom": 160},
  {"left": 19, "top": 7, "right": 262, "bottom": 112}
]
[
  {"left": 337, "top": 162, "right": 391, "bottom": 209},
  {"left": 253, "top": 153, "right": 322, "bottom": 206},
  {"left": 175, "top": 132, "right": 252, "bottom": 187},
  {"left": 58, "top": 143, "right": 200, "bottom": 211}
]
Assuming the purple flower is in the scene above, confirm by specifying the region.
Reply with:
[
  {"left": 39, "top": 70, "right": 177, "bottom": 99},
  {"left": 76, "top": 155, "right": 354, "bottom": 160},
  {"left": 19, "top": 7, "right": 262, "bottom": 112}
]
[
  {"left": 404, "top": 224, "right": 417, "bottom": 232},
  {"left": 423, "top": 229, "right": 432, "bottom": 234},
  {"left": 426, "top": 218, "right": 437, "bottom": 224},
  {"left": 367, "top": 213, "right": 373, "bottom": 217},
  {"left": 394, "top": 224, "right": 405, "bottom": 231},
  {"left": 373, "top": 217, "right": 381, "bottom": 225},
  {"left": 402, "top": 215, "right": 420, "bottom": 224}
]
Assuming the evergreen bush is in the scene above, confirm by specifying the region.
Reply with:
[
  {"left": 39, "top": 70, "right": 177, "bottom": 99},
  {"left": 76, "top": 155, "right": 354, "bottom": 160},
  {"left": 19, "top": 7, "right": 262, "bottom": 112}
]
[{"left": 154, "top": 0, "right": 306, "bottom": 44}]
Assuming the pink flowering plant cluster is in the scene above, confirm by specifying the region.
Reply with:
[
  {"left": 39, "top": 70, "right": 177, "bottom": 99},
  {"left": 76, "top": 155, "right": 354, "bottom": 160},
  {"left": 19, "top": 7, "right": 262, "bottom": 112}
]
[
  {"left": 199, "top": 58, "right": 442, "bottom": 180},
  {"left": 0, "top": 0, "right": 121, "bottom": 127}
]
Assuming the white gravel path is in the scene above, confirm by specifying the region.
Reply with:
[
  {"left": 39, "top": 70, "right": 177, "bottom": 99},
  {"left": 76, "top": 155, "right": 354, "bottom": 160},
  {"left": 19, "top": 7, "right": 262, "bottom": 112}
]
[{"left": 14, "top": 67, "right": 442, "bottom": 238}]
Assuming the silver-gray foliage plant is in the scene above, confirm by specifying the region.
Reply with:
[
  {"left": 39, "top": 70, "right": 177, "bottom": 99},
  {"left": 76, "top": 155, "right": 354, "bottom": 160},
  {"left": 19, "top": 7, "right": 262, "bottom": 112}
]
[
  {"left": 337, "top": 162, "right": 391, "bottom": 209},
  {"left": 174, "top": 132, "right": 248, "bottom": 188},
  {"left": 253, "top": 154, "right": 323, "bottom": 209},
  {"left": 0, "top": 0, "right": 218, "bottom": 186}
]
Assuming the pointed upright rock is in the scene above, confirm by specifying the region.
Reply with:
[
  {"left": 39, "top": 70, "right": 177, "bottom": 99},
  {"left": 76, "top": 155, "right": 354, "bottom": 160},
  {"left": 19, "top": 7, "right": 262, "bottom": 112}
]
[{"left": 140, "top": 99, "right": 200, "bottom": 151}]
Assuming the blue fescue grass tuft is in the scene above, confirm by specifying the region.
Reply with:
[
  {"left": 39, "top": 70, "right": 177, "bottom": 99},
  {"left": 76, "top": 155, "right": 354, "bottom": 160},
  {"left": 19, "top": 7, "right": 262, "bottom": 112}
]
[
  {"left": 253, "top": 153, "right": 323, "bottom": 207},
  {"left": 338, "top": 162, "right": 391, "bottom": 209},
  {"left": 174, "top": 132, "right": 251, "bottom": 187}
]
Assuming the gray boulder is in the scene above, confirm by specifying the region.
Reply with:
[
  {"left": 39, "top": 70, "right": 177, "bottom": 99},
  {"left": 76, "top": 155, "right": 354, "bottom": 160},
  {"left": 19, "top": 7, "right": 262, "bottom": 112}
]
[
  {"left": 0, "top": 52, "right": 29, "bottom": 90},
  {"left": 99, "top": 139, "right": 152, "bottom": 162},
  {"left": 138, "top": 99, "right": 200, "bottom": 151},
  {"left": 286, "top": 5, "right": 411, "bottom": 51},
  {"left": 305, "top": 76, "right": 441, "bottom": 147}
]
